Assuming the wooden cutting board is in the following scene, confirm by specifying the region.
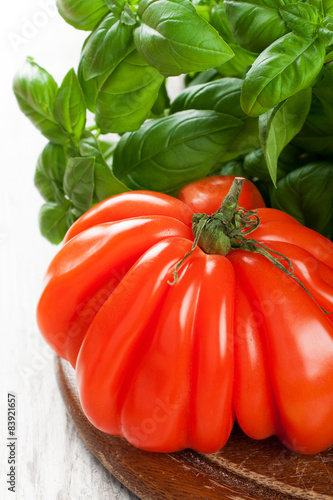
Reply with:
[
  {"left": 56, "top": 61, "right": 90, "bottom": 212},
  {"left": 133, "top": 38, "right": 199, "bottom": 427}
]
[{"left": 55, "top": 356, "right": 333, "bottom": 500}]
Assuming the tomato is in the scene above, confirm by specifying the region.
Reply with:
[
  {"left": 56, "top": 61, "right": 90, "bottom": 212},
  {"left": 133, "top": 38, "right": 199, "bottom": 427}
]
[
  {"left": 37, "top": 177, "right": 333, "bottom": 455},
  {"left": 177, "top": 175, "right": 265, "bottom": 214}
]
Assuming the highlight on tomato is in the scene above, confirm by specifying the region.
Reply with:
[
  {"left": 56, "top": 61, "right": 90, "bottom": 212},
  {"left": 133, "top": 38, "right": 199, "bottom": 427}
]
[{"left": 36, "top": 176, "right": 333, "bottom": 455}]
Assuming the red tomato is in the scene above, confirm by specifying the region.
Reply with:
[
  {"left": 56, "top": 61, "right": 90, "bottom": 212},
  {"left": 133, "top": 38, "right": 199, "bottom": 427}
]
[
  {"left": 37, "top": 179, "right": 333, "bottom": 455},
  {"left": 177, "top": 175, "right": 266, "bottom": 214}
]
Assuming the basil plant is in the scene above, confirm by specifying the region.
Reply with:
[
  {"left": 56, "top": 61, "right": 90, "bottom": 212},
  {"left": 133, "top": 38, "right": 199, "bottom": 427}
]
[{"left": 13, "top": 0, "right": 333, "bottom": 242}]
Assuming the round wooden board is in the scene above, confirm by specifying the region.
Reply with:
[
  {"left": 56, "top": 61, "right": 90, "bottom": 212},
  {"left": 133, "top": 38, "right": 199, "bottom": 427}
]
[{"left": 55, "top": 356, "right": 333, "bottom": 500}]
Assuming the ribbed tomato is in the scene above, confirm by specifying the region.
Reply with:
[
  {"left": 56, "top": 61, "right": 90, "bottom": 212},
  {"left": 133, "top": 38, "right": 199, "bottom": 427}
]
[
  {"left": 177, "top": 175, "right": 265, "bottom": 214},
  {"left": 37, "top": 177, "right": 333, "bottom": 454}
]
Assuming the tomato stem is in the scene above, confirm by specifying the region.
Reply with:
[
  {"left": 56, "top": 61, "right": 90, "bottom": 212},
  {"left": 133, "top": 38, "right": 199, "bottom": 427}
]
[
  {"left": 217, "top": 176, "right": 245, "bottom": 223},
  {"left": 170, "top": 177, "right": 332, "bottom": 315}
]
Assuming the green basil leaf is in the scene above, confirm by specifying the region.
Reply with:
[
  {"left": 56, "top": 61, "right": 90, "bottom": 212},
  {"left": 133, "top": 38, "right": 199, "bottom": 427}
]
[
  {"left": 318, "top": 15, "right": 333, "bottom": 45},
  {"left": 244, "top": 144, "right": 309, "bottom": 181},
  {"left": 270, "top": 162, "right": 333, "bottom": 238},
  {"left": 80, "top": 11, "right": 135, "bottom": 80},
  {"left": 224, "top": 116, "right": 259, "bottom": 160},
  {"left": 79, "top": 131, "right": 129, "bottom": 201},
  {"left": 216, "top": 44, "right": 257, "bottom": 78},
  {"left": 134, "top": 0, "right": 234, "bottom": 77},
  {"left": 53, "top": 69, "right": 86, "bottom": 145},
  {"left": 34, "top": 143, "right": 68, "bottom": 203},
  {"left": 195, "top": 0, "right": 256, "bottom": 75},
  {"left": 312, "top": 61, "right": 333, "bottom": 123},
  {"left": 104, "top": 0, "right": 125, "bottom": 11},
  {"left": 210, "top": 3, "right": 259, "bottom": 79},
  {"left": 259, "top": 88, "right": 312, "bottom": 185},
  {"left": 224, "top": 0, "right": 292, "bottom": 53},
  {"left": 13, "top": 58, "right": 68, "bottom": 145},
  {"left": 244, "top": 148, "right": 276, "bottom": 181},
  {"left": 63, "top": 157, "right": 95, "bottom": 213},
  {"left": 121, "top": 3, "right": 137, "bottom": 24},
  {"left": 151, "top": 80, "right": 170, "bottom": 116},
  {"left": 164, "top": 79, "right": 259, "bottom": 160},
  {"left": 95, "top": 50, "right": 164, "bottom": 133},
  {"left": 113, "top": 109, "right": 243, "bottom": 193},
  {"left": 292, "top": 95, "right": 333, "bottom": 155},
  {"left": 39, "top": 201, "right": 71, "bottom": 244},
  {"left": 307, "top": 0, "right": 323, "bottom": 11},
  {"left": 323, "top": 0, "right": 333, "bottom": 16},
  {"left": 279, "top": 3, "right": 321, "bottom": 38},
  {"left": 325, "top": 50, "right": 333, "bottom": 62},
  {"left": 170, "top": 78, "right": 245, "bottom": 118},
  {"left": 241, "top": 33, "right": 325, "bottom": 116},
  {"left": 210, "top": 3, "right": 235, "bottom": 43},
  {"left": 218, "top": 159, "right": 245, "bottom": 176},
  {"left": 77, "top": 57, "right": 112, "bottom": 112},
  {"left": 192, "top": 0, "right": 215, "bottom": 21},
  {"left": 56, "top": 0, "right": 109, "bottom": 30},
  {"left": 185, "top": 68, "right": 220, "bottom": 87},
  {"left": 97, "top": 138, "right": 117, "bottom": 165}
]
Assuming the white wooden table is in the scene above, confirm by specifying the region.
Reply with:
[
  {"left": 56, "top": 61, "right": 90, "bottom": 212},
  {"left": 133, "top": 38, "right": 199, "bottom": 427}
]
[{"left": 1, "top": 3, "right": 142, "bottom": 498}]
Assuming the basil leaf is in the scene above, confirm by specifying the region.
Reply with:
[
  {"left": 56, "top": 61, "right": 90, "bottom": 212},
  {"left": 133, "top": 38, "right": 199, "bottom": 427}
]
[
  {"left": 151, "top": 80, "right": 170, "bottom": 116},
  {"left": 216, "top": 44, "right": 257, "bottom": 78},
  {"left": 270, "top": 162, "right": 333, "bottom": 238},
  {"left": 323, "top": 0, "right": 333, "bottom": 16},
  {"left": 54, "top": 69, "right": 86, "bottom": 145},
  {"left": 39, "top": 201, "right": 71, "bottom": 244},
  {"left": 95, "top": 50, "right": 164, "bottom": 133},
  {"left": 134, "top": 0, "right": 234, "bottom": 77},
  {"left": 312, "top": 61, "right": 333, "bottom": 124},
  {"left": 170, "top": 78, "right": 245, "bottom": 118},
  {"left": 219, "top": 159, "right": 245, "bottom": 176},
  {"left": 244, "top": 148, "right": 276, "bottom": 181},
  {"left": 292, "top": 95, "right": 333, "bottom": 155},
  {"left": 104, "top": 0, "right": 125, "bottom": 10},
  {"left": 34, "top": 143, "right": 68, "bottom": 203},
  {"left": 241, "top": 33, "right": 325, "bottom": 116},
  {"left": 185, "top": 68, "right": 220, "bottom": 87},
  {"left": 224, "top": 0, "right": 291, "bottom": 53},
  {"left": 79, "top": 132, "right": 129, "bottom": 201},
  {"left": 259, "top": 88, "right": 312, "bottom": 185},
  {"left": 63, "top": 157, "right": 95, "bottom": 214},
  {"left": 318, "top": 15, "right": 333, "bottom": 46},
  {"left": 279, "top": 3, "right": 321, "bottom": 38},
  {"left": 121, "top": 3, "right": 137, "bottom": 25},
  {"left": 13, "top": 58, "right": 68, "bottom": 145},
  {"left": 170, "top": 78, "right": 259, "bottom": 159},
  {"left": 210, "top": 3, "right": 235, "bottom": 43},
  {"left": 97, "top": 138, "right": 117, "bottom": 165},
  {"left": 244, "top": 144, "right": 308, "bottom": 181},
  {"left": 77, "top": 57, "right": 112, "bottom": 113},
  {"left": 80, "top": 11, "right": 135, "bottom": 80},
  {"left": 192, "top": 0, "right": 214, "bottom": 21},
  {"left": 225, "top": 116, "right": 259, "bottom": 160},
  {"left": 113, "top": 109, "right": 243, "bottom": 193},
  {"left": 56, "top": 0, "right": 109, "bottom": 31},
  {"left": 210, "top": 2, "right": 260, "bottom": 78}
]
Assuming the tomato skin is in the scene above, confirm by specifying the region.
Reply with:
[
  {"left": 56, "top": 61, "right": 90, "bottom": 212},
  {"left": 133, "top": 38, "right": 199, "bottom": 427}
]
[
  {"left": 37, "top": 216, "right": 192, "bottom": 366},
  {"left": 37, "top": 182, "right": 333, "bottom": 454},
  {"left": 177, "top": 175, "right": 265, "bottom": 214},
  {"left": 230, "top": 250, "right": 333, "bottom": 454},
  {"left": 64, "top": 191, "right": 194, "bottom": 243}
]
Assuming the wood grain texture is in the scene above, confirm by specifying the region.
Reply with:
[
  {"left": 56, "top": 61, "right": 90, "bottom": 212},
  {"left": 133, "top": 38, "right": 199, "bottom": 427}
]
[{"left": 55, "top": 356, "right": 333, "bottom": 500}]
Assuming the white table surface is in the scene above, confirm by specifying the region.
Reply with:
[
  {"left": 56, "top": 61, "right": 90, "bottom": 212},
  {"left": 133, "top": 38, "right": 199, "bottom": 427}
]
[{"left": 0, "top": 2, "right": 157, "bottom": 498}]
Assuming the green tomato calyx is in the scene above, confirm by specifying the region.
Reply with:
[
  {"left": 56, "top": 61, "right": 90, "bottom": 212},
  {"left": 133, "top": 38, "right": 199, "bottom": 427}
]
[
  {"left": 168, "top": 177, "right": 332, "bottom": 316},
  {"left": 192, "top": 176, "right": 248, "bottom": 256}
]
